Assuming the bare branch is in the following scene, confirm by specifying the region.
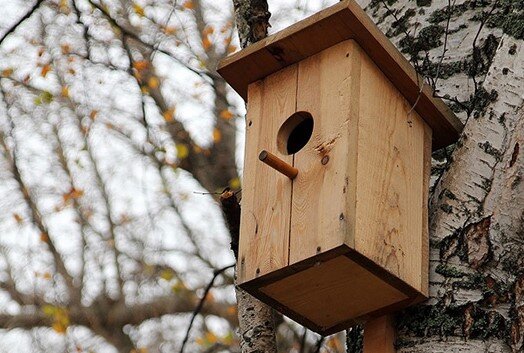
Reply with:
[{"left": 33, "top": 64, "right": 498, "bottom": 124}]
[
  {"left": 86, "top": 0, "right": 217, "bottom": 80},
  {"left": 0, "top": 312, "right": 52, "bottom": 330},
  {"left": 109, "top": 290, "right": 238, "bottom": 328},
  {"left": 179, "top": 264, "right": 235, "bottom": 353},
  {"left": 50, "top": 126, "right": 90, "bottom": 302},
  {"left": 0, "top": 247, "right": 44, "bottom": 306},
  {"left": 432, "top": 0, "right": 455, "bottom": 90},
  {"left": 0, "top": 83, "right": 77, "bottom": 302}
]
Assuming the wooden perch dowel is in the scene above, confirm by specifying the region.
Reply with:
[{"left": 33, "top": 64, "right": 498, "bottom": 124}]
[{"left": 258, "top": 150, "right": 298, "bottom": 179}]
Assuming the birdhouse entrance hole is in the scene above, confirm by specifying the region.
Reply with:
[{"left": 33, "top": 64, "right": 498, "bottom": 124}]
[{"left": 277, "top": 111, "right": 314, "bottom": 155}]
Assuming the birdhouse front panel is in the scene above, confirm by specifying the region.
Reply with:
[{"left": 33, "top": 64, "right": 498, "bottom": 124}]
[{"left": 236, "top": 39, "right": 432, "bottom": 334}]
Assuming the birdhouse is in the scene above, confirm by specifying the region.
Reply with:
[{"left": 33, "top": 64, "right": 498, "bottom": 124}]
[{"left": 217, "top": 0, "right": 462, "bottom": 335}]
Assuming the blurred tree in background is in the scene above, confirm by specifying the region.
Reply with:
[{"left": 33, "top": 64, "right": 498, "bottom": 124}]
[
  {"left": 0, "top": 0, "right": 239, "bottom": 351},
  {"left": 0, "top": 0, "right": 339, "bottom": 352},
  {"left": 1, "top": 0, "right": 523, "bottom": 353}
]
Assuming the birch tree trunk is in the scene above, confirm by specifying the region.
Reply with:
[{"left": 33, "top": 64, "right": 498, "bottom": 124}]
[
  {"left": 226, "top": 2, "right": 278, "bottom": 352},
  {"left": 231, "top": 0, "right": 523, "bottom": 352}
]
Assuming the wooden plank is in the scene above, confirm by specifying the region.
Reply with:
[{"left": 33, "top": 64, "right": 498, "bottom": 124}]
[
  {"left": 363, "top": 315, "right": 396, "bottom": 353},
  {"left": 421, "top": 125, "right": 432, "bottom": 297},
  {"left": 260, "top": 255, "right": 408, "bottom": 330},
  {"left": 354, "top": 48, "right": 427, "bottom": 293},
  {"left": 240, "top": 244, "right": 421, "bottom": 335},
  {"left": 217, "top": 1, "right": 350, "bottom": 88},
  {"left": 217, "top": 0, "right": 462, "bottom": 150},
  {"left": 289, "top": 40, "right": 361, "bottom": 264},
  {"left": 237, "top": 65, "right": 297, "bottom": 284}
]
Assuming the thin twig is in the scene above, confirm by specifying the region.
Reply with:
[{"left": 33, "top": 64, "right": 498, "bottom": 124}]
[
  {"left": 86, "top": 0, "right": 216, "bottom": 80},
  {"left": 179, "top": 264, "right": 235, "bottom": 353},
  {"left": 379, "top": 0, "right": 423, "bottom": 74},
  {"left": 432, "top": 0, "right": 455, "bottom": 90},
  {"left": 470, "top": 0, "right": 499, "bottom": 93},
  {"left": 151, "top": 0, "right": 178, "bottom": 62},
  {"left": 0, "top": 80, "right": 77, "bottom": 300},
  {"left": 193, "top": 191, "right": 223, "bottom": 195},
  {"left": 379, "top": 0, "right": 427, "bottom": 116}
]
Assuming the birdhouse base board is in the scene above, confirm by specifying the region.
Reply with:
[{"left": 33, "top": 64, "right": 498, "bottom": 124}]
[{"left": 240, "top": 245, "right": 425, "bottom": 335}]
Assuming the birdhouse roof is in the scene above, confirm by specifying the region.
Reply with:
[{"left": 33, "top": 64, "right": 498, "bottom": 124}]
[{"left": 217, "top": 0, "right": 463, "bottom": 150}]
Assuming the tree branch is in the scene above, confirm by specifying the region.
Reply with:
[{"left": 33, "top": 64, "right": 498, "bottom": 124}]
[
  {"left": 86, "top": 0, "right": 216, "bottom": 80},
  {"left": 232, "top": 0, "right": 271, "bottom": 48},
  {"left": 179, "top": 264, "right": 235, "bottom": 353},
  {"left": 0, "top": 83, "right": 77, "bottom": 303}
]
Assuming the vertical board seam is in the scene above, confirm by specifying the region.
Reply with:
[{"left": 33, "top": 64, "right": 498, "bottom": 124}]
[
  {"left": 287, "top": 65, "right": 300, "bottom": 267},
  {"left": 350, "top": 41, "right": 361, "bottom": 249}
]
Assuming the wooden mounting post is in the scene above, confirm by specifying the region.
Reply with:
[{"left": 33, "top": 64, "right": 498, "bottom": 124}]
[
  {"left": 258, "top": 150, "right": 298, "bottom": 180},
  {"left": 363, "top": 315, "right": 396, "bottom": 353}
]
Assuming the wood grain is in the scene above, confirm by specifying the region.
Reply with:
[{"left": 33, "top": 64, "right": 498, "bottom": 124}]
[
  {"left": 260, "top": 255, "right": 407, "bottom": 330},
  {"left": 259, "top": 150, "right": 298, "bottom": 179},
  {"left": 217, "top": 0, "right": 462, "bottom": 150},
  {"left": 289, "top": 40, "right": 361, "bottom": 264},
  {"left": 237, "top": 65, "right": 297, "bottom": 284},
  {"left": 363, "top": 315, "right": 396, "bottom": 353},
  {"left": 354, "top": 48, "right": 427, "bottom": 292}
]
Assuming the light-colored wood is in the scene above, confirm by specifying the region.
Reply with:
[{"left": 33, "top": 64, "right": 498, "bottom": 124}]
[
  {"left": 289, "top": 40, "right": 361, "bottom": 263},
  {"left": 363, "top": 315, "right": 396, "bottom": 353},
  {"left": 259, "top": 150, "right": 298, "bottom": 179},
  {"left": 237, "top": 65, "right": 297, "bottom": 284},
  {"left": 260, "top": 255, "right": 408, "bottom": 330},
  {"left": 218, "top": 1, "right": 349, "bottom": 90},
  {"left": 354, "top": 48, "right": 428, "bottom": 292},
  {"left": 235, "top": 29, "right": 433, "bottom": 333},
  {"left": 217, "top": 0, "right": 463, "bottom": 150}
]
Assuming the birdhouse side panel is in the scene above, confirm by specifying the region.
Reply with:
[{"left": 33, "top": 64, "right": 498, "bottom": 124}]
[
  {"left": 354, "top": 49, "right": 430, "bottom": 294},
  {"left": 421, "top": 126, "right": 431, "bottom": 296},
  {"left": 238, "top": 65, "right": 298, "bottom": 284},
  {"left": 289, "top": 40, "right": 362, "bottom": 264}
]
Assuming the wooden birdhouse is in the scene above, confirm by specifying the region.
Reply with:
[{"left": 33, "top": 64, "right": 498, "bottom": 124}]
[{"left": 217, "top": 0, "right": 462, "bottom": 335}]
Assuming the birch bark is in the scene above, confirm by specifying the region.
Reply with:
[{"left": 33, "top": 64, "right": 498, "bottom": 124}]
[{"left": 226, "top": 2, "right": 278, "bottom": 352}]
